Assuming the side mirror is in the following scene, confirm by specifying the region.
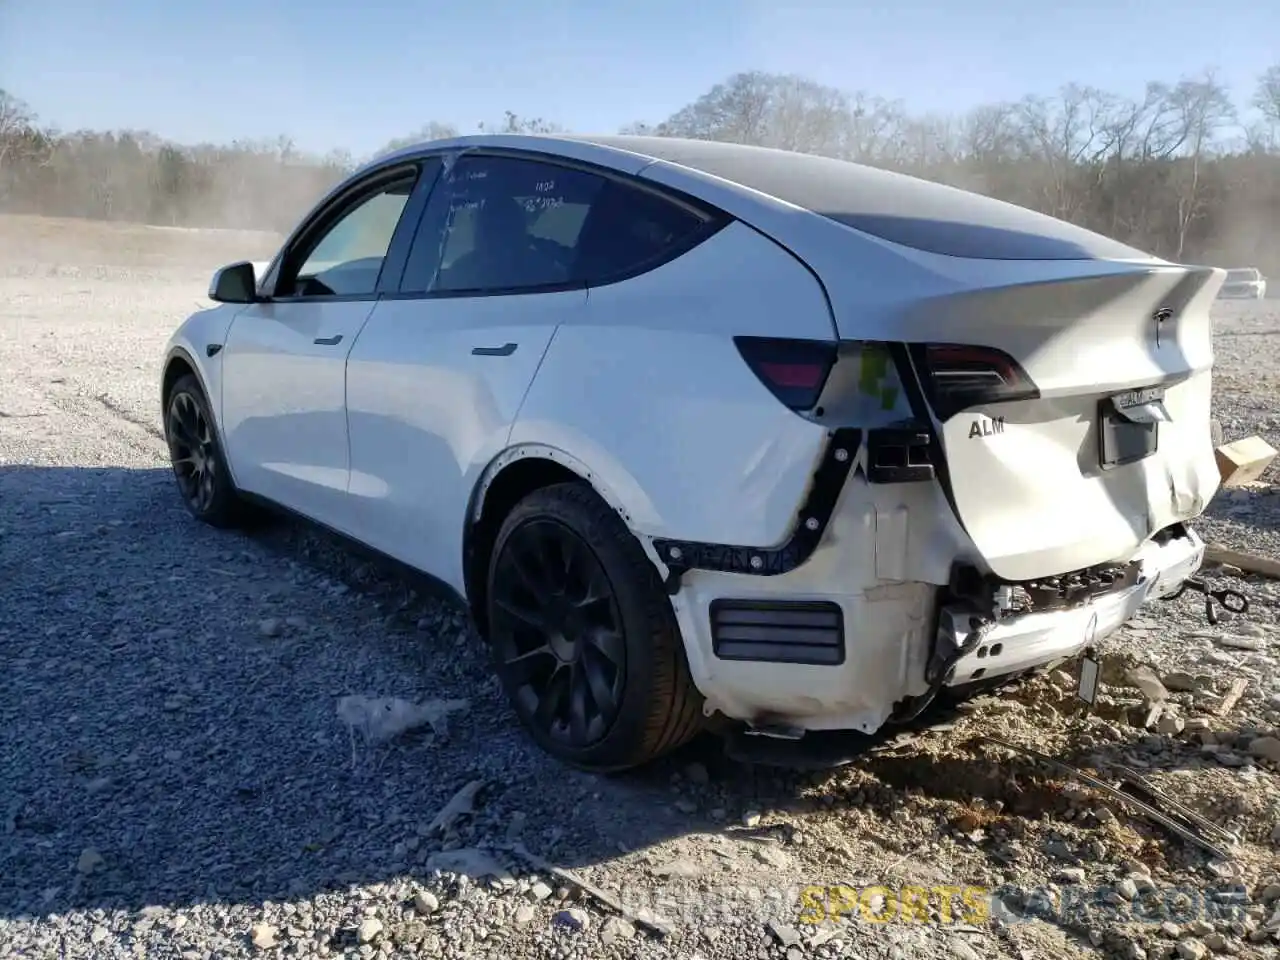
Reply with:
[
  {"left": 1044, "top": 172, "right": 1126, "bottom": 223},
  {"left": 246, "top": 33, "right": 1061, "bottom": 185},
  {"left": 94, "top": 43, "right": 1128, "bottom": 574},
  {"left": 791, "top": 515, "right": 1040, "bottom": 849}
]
[{"left": 209, "top": 261, "right": 258, "bottom": 303}]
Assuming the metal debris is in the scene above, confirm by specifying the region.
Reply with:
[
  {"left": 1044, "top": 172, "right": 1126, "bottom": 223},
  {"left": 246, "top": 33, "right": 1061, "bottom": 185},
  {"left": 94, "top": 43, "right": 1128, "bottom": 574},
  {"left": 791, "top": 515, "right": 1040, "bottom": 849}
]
[
  {"left": 1101, "top": 761, "right": 1240, "bottom": 849},
  {"left": 502, "top": 841, "right": 672, "bottom": 938},
  {"left": 978, "top": 736, "right": 1235, "bottom": 861}
]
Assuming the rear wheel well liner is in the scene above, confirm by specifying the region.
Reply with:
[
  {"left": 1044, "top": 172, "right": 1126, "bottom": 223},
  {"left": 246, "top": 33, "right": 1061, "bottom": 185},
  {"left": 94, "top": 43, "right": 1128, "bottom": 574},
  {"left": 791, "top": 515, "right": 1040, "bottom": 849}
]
[{"left": 462, "top": 446, "right": 640, "bottom": 635}]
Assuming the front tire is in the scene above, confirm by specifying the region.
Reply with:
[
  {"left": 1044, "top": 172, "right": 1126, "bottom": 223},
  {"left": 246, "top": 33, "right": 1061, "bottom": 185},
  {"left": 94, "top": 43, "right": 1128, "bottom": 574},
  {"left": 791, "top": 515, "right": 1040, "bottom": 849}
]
[
  {"left": 486, "top": 482, "right": 704, "bottom": 771},
  {"left": 164, "top": 374, "right": 251, "bottom": 528}
]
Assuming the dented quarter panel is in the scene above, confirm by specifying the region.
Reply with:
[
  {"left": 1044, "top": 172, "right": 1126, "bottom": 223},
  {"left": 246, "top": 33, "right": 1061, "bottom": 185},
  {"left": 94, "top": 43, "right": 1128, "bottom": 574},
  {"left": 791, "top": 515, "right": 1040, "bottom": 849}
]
[
  {"left": 665, "top": 473, "right": 975, "bottom": 731},
  {"left": 510, "top": 220, "right": 836, "bottom": 547}
]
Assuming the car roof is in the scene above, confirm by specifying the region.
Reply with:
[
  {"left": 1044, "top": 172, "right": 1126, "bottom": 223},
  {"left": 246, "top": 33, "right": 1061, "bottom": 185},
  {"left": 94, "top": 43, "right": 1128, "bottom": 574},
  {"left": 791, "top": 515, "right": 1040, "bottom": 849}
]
[{"left": 375, "top": 133, "right": 1149, "bottom": 261}]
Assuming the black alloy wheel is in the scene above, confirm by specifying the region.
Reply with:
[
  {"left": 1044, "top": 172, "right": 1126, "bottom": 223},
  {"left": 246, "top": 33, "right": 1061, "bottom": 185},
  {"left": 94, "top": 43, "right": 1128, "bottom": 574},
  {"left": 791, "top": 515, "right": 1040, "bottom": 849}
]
[
  {"left": 486, "top": 483, "right": 705, "bottom": 771},
  {"left": 168, "top": 389, "right": 218, "bottom": 516},
  {"left": 164, "top": 374, "right": 249, "bottom": 528},
  {"left": 491, "top": 517, "right": 626, "bottom": 749}
]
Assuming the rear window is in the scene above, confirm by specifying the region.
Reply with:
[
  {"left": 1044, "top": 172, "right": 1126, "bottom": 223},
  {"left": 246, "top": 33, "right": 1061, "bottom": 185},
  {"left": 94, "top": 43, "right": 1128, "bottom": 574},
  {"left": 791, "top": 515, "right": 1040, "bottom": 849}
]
[
  {"left": 1226, "top": 269, "right": 1259, "bottom": 282},
  {"left": 580, "top": 137, "right": 1153, "bottom": 262}
]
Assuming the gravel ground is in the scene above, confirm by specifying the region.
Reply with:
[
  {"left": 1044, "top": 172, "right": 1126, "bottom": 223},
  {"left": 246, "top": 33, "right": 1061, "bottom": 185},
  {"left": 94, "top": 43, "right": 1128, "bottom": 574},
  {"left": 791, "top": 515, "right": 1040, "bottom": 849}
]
[{"left": 1, "top": 215, "right": 1279, "bottom": 960}]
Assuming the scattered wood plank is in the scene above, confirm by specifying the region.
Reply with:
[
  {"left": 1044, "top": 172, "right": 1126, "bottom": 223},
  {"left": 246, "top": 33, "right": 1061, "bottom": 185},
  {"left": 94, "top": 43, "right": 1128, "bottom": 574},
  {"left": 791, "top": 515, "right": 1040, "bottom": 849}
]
[
  {"left": 1204, "top": 544, "right": 1280, "bottom": 581},
  {"left": 1214, "top": 435, "right": 1277, "bottom": 488},
  {"left": 1215, "top": 678, "right": 1249, "bottom": 718}
]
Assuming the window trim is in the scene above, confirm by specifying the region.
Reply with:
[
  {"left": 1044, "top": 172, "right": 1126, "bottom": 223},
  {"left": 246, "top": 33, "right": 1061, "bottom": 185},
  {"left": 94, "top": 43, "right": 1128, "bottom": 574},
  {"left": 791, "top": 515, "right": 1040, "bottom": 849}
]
[
  {"left": 382, "top": 147, "right": 732, "bottom": 301},
  {"left": 260, "top": 161, "right": 428, "bottom": 304}
]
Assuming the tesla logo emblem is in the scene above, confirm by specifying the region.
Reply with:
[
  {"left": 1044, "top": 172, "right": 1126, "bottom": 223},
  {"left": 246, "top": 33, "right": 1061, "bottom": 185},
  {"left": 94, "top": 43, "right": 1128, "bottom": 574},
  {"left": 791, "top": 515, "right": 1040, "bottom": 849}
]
[{"left": 1153, "top": 307, "right": 1173, "bottom": 347}]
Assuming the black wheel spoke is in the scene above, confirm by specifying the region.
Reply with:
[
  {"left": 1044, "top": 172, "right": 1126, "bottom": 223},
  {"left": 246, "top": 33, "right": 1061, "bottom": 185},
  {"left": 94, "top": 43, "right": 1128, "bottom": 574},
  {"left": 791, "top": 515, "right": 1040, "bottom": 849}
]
[
  {"left": 199, "top": 470, "right": 214, "bottom": 509},
  {"left": 587, "top": 627, "right": 625, "bottom": 669},
  {"left": 534, "top": 666, "right": 570, "bottom": 732},
  {"left": 176, "top": 395, "right": 199, "bottom": 439},
  {"left": 195, "top": 414, "right": 213, "bottom": 448},
  {"left": 508, "top": 545, "right": 549, "bottom": 597},
  {"left": 569, "top": 668, "right": 590, "bottom": 744},
  {"left": 494, "top": 594, "right": 553, "bottom": 635},
  {"left": 502, "top": 644, "right": 554, "bottom": 686},
  {"left": 579, "top": 645, "right": 618, "bottom": 723},
  {"left": 168, "top": 411, "right": 193, "bottom": 448},
  {"left": 562, "top": 536, "right": 606, "bottom": 608}
]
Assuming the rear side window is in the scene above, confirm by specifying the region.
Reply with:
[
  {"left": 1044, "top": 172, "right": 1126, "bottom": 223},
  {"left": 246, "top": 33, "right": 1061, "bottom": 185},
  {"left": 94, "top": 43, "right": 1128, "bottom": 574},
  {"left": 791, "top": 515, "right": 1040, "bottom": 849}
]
[{"left": 398, "top": 154, "right": 715, "bottom": 295}]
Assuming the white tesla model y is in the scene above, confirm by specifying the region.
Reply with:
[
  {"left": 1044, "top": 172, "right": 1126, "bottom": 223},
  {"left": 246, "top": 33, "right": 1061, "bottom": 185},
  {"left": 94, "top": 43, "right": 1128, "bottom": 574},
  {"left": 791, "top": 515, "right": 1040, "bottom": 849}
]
[{"left": 160, "top": 134, "right": 1223, "bottom": 771}]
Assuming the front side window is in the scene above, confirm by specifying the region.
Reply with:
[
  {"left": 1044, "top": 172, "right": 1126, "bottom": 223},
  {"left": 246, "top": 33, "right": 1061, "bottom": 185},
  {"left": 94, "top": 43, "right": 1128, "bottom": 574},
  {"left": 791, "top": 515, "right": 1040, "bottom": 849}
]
[
  {"left": 279, "top": 174, "right": 416, "bottom": 297},
  {"left": 399, "top": 154, "right": 714, "bottom": 295}
]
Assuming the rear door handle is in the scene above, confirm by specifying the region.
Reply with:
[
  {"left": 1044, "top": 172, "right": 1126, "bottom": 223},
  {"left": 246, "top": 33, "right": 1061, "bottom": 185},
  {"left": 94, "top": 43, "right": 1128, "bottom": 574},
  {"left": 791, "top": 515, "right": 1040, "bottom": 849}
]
[
  {"left": 472, "top": 342, "right": 517, "bottom": 357},
  {"left": 314, "top": 334, "right": 344, "bottom": 346}
]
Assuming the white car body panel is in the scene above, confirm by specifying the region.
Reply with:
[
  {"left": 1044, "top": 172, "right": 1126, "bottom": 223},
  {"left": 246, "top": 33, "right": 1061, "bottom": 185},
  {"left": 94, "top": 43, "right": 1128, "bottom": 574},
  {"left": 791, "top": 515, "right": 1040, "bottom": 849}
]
[
  {"left": 161, "top": 133, "right": 1221, "bottom": 747},
  {"left": 511, "top": 221, "right": 835, "bottom": 547},
  {"left": 343, "top": 290, "right": 582, "bottom": 594},
  {"left": 219, "top": 299, "right": 377, "bottom": 531},
  {"left": 628, "top": 149, "right": 1222, "bottom": 582},
  {"left": 161, "top": 304, "right": 245, "bottom": 476}
]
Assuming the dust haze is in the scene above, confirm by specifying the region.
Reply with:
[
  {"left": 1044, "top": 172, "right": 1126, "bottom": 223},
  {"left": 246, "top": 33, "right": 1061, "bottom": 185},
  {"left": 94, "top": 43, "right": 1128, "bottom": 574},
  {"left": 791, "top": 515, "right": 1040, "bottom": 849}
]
[{"left": 4, "top": 67, "right": 1280, "bottom": 277}]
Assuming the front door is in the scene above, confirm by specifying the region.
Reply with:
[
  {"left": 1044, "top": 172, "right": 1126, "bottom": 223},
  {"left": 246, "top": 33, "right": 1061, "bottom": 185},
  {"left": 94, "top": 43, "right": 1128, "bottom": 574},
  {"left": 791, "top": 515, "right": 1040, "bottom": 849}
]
[{"left": 220, "top": 163, "right": 428, "bottom": 532}]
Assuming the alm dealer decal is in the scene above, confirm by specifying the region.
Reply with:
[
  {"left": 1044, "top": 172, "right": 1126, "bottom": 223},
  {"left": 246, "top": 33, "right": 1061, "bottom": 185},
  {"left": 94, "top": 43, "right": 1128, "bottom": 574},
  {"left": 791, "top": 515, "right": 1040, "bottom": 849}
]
[{"left": 967, "top": 415, "right": 1005, "bottom": 439}]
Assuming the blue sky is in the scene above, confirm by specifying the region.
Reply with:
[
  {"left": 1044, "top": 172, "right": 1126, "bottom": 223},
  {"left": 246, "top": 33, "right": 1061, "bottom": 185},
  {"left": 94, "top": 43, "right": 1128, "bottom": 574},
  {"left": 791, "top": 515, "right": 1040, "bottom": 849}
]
[{"left": 2, "top": 0, "right": 1276, "bottom": 158}]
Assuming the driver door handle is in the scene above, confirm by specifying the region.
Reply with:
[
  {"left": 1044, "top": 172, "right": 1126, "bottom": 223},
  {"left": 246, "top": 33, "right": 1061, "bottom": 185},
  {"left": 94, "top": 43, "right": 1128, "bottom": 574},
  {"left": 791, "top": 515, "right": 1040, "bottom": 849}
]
[
  {"left": 472, "top": 342, "right": 517, "bottom": 357},
  {"left": 314, "top": 334, "right": 344, "bottom": 346}
]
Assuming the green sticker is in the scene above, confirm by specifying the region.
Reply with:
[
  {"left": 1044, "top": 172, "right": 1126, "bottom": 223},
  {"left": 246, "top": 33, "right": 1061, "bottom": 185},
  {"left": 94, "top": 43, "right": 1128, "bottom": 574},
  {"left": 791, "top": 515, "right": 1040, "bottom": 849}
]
[{"left": 858, "top": 347, "right": 889, "bottom": 397}]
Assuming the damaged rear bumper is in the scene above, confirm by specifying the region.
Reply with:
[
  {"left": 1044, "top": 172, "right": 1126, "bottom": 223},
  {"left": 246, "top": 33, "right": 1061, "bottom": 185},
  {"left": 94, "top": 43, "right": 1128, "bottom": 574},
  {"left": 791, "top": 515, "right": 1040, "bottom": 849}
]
[
  {"left": 941, "top": 527, "right": 1205, "bottom": 687},
  {"left": 673, "top": 514, "right": 1205, "bottom": 738}
]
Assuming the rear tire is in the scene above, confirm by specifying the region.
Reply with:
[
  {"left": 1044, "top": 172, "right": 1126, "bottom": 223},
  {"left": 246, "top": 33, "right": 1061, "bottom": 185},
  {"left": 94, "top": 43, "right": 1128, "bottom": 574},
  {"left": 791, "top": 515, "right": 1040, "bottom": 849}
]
[
  {"left": 485, "top": 482, "right": 704, "bottom": 771},
  {"left": 164, "top": 374, "right": 253, "bottom": 529}
]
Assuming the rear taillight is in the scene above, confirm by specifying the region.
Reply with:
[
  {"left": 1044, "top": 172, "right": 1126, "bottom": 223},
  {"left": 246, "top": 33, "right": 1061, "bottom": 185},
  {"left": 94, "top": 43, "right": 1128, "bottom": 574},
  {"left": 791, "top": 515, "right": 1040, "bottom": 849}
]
[
  {"left": 734, "top": 337, "right": 837, "bottom": 412},
  {"left": 912, "top": 343, "right": 1038, "bottom": 419}
]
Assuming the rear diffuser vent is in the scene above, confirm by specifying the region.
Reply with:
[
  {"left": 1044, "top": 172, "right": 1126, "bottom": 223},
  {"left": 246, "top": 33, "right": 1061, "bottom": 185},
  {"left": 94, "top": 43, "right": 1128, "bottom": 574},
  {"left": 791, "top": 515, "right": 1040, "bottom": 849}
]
[{"left": 709, "top": 599, "right": 845, "bottom": 666}]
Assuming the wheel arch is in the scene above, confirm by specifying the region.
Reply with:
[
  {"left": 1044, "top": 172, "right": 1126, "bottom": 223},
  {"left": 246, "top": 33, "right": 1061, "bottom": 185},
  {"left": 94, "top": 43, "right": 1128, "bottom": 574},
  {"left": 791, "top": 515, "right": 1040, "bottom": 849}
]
[
  {"left": 462, "top": 443, "right": 659, "bottom": 636},
  {"left": 161, "top": 344, "right": 244, "bottom": 491},
  {"left": 161, "top": 346, "right": 211, "bottom": 413}
]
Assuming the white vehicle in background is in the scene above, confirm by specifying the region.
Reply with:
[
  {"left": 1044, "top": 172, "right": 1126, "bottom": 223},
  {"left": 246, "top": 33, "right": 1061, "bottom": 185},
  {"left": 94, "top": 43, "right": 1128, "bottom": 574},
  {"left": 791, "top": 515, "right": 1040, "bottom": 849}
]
[
  {"left": 159, "top": 134, "right": 1223, "bottom": 771},
  {"left": 1217, "top": 267, "right": 1267, "bottom": 299}
]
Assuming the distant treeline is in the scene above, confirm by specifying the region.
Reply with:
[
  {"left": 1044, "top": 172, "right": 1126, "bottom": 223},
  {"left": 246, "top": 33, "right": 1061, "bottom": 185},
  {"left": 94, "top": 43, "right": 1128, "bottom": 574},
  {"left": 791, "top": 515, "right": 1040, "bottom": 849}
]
[{"left": 3, "top": 66, "right": 1280, "bottom": 273}]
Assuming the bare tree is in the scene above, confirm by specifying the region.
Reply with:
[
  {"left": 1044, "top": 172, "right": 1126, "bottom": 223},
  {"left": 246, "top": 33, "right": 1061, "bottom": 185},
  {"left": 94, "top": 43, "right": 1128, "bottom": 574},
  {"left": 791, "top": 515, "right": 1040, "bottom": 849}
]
[
  {"left": 1253, "top": 65, "right": 1280, "bottom": 149},
  {"left": 0, "top": 89, "right": 39, "bottom": 190},
  {"left": 1166, "top": 72, "right": 1236, "bottom": 258},
  {"left": 478, "top": 111, "right": 561, "bottom": 135},
  {"left": 375, "top": 122, "right": 460, "bottom": 159},
  {"left": 4, "top": 63, "right": 1280, "bottom": 279}
]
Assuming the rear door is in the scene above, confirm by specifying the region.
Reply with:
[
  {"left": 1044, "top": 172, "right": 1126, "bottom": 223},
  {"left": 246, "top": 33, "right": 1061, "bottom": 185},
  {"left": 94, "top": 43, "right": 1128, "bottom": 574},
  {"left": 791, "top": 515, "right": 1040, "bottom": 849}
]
[
  {"left": 343, "top": 151, "right": 594, "bottom": 591},
  {"left": 220, "top": 163, "right": 427, "bottom": 531}
]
